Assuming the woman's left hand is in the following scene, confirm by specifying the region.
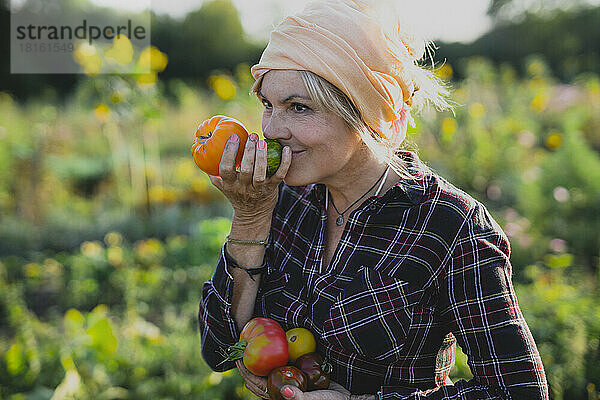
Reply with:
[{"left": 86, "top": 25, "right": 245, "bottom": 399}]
[
  {"left": 280, "top": 380, "right": 350, "bottom": 399},
  {"left": 237, "top": 360, "right": 269, "bottom": 399}
]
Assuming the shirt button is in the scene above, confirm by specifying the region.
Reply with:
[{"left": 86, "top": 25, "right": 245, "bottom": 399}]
[{"left": 369, "top": 204, "right": 377, "bottom": 211}]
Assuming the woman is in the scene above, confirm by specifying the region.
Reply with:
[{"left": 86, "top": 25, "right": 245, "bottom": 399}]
[{"left": 198, "top": 1, "right": 549, "bottom": 399}]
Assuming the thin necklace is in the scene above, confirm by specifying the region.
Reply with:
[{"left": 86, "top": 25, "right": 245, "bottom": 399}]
[{"left": 326, "top": 166, "right": 390, "bottom": 226}]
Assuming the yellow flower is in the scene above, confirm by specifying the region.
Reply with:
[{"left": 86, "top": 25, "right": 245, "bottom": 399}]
[
  {"left": 545, "top": 132, "right": 563, "bottom": 150},
  {"left": 107, "top": 247, "right": 123, "bottom": 267},
  {"left": 81, "top": 241, "right": 104, "bottom": 258},
  {"left": 528, "top": 78, "right": 547, "bottom": 92},
  {"left": 137, "top": 46, "right": 168, "bottom": 73},
  {"left": 441, "top": 117, "right": 457, "bottom": 135},
  {"left": 94, "top": 104, "right": 110, "bottom": 123},
  {"left": 136, "top": 72, "right": 157, "bottom": 87},
  {"left": 134, "top": 239, "right": 165, "bottom": 264},
  {"left": 24, "top": 263, "right": 41, "bottom": 278},
  {"left": 111, "top": 91, "right": 122, "bottom": 104},
  {"left": 44, "top": 258, "right": 62, "bottom": 276},
  {"left": 73, "top": 43, "right": 102, "bottom": 76},
  {"left": 530, "top": 94, "right": 548, "bottom": 113},
  {"left": 105, "top": 34, "right": 134, "bottom": 65},
  {"left": 527, "top": 60, "right": 547, "bottom": 77},
  {"left": 104, "top": 232, "right": 123, "bottom": 247},
  {"left": 468, "top": 102, "right": 486, "bottom": 119},
  {"left": 208, "top": 74, "right": 236, "bottom": 100},
  {"left": 587, "top": 79, "right": 600, "bottom": 96},
  {"left": 149, "top": 186, "right": 177, "bottom": 204},
  {"left": 435, "top": 64, "right": 453, "bottom": 81}
]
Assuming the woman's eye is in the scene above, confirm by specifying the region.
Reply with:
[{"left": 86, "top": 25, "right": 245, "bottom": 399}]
[
  {"left": 261, "top": 99, "right": 272, "bottom": 109},
  {"left": 292, "top": 103, "right": 309, "bottom": 113}
]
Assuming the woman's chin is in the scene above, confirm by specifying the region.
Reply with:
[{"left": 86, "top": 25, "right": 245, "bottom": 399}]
[
  {"left": 282, "top": 177, "right": 298, "bottom": 186},
  {"left": 282, "top": 172, "right": 310, "bottom": 187}
]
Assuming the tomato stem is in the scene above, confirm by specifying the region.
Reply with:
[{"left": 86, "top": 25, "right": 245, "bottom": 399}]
[
  {"left": 321, "top": 357, "right": 333, "bottom": 374},
  {"left": 199, "top": 130, "right": 213, "bottom": 140},
  {"left": 223, "top": 340, "right": 248, "bottom": 361}
]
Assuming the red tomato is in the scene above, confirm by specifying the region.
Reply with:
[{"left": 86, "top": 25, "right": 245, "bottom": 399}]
[
  {"left": 225, "top": 317, "right": 289, "bottom": 376},
  {"left": 267, "top": 366, "right": 308, "bottom": 400},
  {"left": 295, "top": 352, "right": 332, "bottom": 390}
]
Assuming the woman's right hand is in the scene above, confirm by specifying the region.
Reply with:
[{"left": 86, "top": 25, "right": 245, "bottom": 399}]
[{"left": 209, "top": 133, "right": 291, "bottom": 220}]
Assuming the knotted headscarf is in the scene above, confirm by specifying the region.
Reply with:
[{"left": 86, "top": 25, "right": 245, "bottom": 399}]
[{"left": 251, "top": 0, "right": 419, "bottom": 146}]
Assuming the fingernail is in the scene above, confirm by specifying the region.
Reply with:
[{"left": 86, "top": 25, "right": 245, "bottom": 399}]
[
  {"left": 284, "top": 146, "right": 291, "bottom": 155},
  {"left": 257, "top": 139, "right": 266, "bottom": 150},
  {"left": 249, "top": 132, "right": 259, "bottom": 141},
  {"left": 281, "top": 386, "right": 293, "bottom": 398},
  {"left": 229, "top": 134, "right": 239, "bottom": 143}
]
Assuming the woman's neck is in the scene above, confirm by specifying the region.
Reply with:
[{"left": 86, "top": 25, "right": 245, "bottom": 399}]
[{"left": 324, "top": 150, "right": 396, "bottom": 213}]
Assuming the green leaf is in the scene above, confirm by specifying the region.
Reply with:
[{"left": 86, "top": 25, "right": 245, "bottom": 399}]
[
  {"left": 545, "top": 253, "right": 573, "bottom": 269},
  {"left": 6, "top": 343, "right": 25, "bottom": 375},
  {"left": 64, "top": 309, "right": 85, "bottom": 335},
  {"left": 98, "top": 387, "right": 129, "bottom": 400},
  {"left": 87, "top": 304, "right": 109, "bottom": 327},
  {"left": 87, "top": 318, "right": 118, "bottom": 355}
]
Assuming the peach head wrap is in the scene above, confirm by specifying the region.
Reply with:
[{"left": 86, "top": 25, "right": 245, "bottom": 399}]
[{"left": 250, "top": 0, "right": 418, "bottom": 146}]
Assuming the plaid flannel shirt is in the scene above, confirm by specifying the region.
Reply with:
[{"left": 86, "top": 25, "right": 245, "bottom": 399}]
[{"left": 199, "top": 152, "right": 549, "bottom": 399}]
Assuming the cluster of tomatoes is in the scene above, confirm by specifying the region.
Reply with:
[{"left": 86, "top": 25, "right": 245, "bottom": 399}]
[{"left": 224, "top": 317, "right": 332, "bottom": 400}]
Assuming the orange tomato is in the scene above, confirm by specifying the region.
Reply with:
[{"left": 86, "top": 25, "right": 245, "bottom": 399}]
[
  {"left": 191, "top": 115, "right": 249, "bottom": 176},
  {"left": 286, "top": 328, "right": 317, "bottom": 363}
]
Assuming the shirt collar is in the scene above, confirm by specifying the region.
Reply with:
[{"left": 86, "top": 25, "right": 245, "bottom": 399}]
[{"left": 387, "top": 151, "right": 430, "bottom": 205}]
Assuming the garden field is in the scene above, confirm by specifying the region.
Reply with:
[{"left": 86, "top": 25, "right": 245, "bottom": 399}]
[{"left": 1, "top": 56, "right": 599, "bottom": 399}]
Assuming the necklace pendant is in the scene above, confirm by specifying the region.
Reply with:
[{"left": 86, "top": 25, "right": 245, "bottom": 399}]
[{"left": 336, "top": 215, "right": 344, "bottom": 226}]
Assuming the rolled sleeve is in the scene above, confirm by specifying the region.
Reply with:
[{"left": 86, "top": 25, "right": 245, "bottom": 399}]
[{"left": 198, "top": 244, "right": 240, "bottom": 372}]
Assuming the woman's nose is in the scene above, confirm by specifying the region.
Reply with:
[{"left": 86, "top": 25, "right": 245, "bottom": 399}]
[{"left": 262, "top": 112, "right": 291, "bottom": 141}]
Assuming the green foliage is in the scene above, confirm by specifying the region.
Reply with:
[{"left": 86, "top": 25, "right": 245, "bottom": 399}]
[
  {"left": 0, "top": 220, "right": 256, "bottom": 399},
  {"left": 438, "top": 6, "right": 600, "bottom": 83},
  {"left": 1, "top": 57, "right": 599, "bottom": 398},
  {"left": 516, "top": 266, "right": 600, "bottom": 399},
  {"left": 149, "top": 0, "right": 264, "bottom": 87}
]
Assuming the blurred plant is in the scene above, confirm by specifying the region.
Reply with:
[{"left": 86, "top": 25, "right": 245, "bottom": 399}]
[
  {"left": 1, "top": 54, "right": 600, "bottom": 398},
  {"left": 0, "top": 219, "right": 258, "bottom": 398},
  {"left": 516, "top": 262, "right": 600, "bottom": 399}
]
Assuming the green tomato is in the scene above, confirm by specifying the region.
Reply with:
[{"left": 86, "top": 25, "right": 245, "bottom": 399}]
[{"left": 266, "top": 139, "right": 282, "bottom": 177}]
